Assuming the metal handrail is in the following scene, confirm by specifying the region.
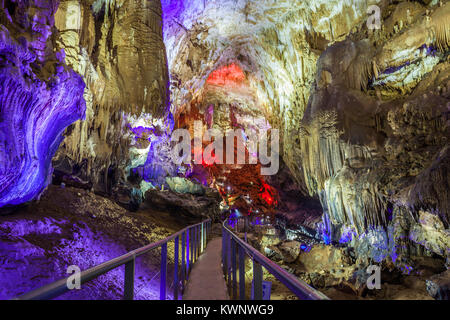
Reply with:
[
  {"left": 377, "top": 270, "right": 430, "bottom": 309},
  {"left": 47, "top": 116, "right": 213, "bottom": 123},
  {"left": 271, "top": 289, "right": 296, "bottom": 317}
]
[
  {"left": 222, "top": 219, "right": 329, "bottom": 300},
  {"left": 15, "top": 218, "right": 212, "bottom": 300}
]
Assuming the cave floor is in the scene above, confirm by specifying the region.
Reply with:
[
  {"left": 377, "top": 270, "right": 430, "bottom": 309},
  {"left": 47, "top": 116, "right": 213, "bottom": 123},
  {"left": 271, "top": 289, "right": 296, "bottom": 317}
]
[{"left": 0, "top": 185, "right": 199, "bottom": 300}]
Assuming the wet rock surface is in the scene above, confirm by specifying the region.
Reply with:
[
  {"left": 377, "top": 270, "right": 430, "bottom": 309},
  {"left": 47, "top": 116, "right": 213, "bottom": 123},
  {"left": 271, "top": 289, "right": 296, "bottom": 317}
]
[{"left": 242, "top": 220, "right": 446, "bottom": 300}]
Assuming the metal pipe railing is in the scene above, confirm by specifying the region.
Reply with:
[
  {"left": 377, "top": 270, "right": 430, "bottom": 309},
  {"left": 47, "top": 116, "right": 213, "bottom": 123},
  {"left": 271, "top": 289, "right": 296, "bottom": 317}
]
[
  {"left": 15, "top": 219, "right": 212, "bottom": 300},
  {"left": 222, "top": 219, "right": 329, "bottom": 300}
]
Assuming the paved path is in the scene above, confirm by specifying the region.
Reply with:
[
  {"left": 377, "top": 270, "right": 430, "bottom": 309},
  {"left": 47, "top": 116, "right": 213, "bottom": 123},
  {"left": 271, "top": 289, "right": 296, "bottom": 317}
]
[{"left": 183, "top": 237, "right": 229, "bottom": 300}]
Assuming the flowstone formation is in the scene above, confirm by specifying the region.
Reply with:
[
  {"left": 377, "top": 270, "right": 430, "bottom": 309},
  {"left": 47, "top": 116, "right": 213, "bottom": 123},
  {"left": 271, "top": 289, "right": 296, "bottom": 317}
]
[
  {"left": 0, "top": 0, "right": 86, "bottom": 207},
  {"left": 300, "top": 1, "right": 450, "bottom": 268},
  {"left": 51, "top": 0, "right": 171, "bottom": 196}
]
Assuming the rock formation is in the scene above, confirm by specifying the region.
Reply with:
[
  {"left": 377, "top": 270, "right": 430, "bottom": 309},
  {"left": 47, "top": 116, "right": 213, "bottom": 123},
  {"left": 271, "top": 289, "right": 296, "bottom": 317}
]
[
  {"left": 0, "top": 0, "right": 86, "bottom": 207},
  {"left": 52, "top": 0, "right": 171, "bottom": 195},
  {"left": 300, "top": 2, "right": 449, "bottom": 268}
]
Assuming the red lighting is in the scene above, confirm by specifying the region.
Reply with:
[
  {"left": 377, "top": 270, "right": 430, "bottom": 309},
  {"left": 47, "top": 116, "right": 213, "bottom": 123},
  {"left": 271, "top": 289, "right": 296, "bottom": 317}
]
[
  {"left": 206, "top": 63, "right": 245, "bottom": 86},
  {"left": 259, "top": 181, "right": 278, "bottom": 206}
]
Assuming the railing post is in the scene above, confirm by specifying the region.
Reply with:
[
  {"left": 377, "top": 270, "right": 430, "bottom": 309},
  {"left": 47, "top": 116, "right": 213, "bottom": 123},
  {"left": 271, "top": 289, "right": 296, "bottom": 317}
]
[
  {"left": 222, "top": 227, "right": 228, "bottom": 278},
  {"left": 190, "top": 228, "right": 194, "bottom": 266},
  {"left": 198, "top": 225, "right": 201, "bottom": 254},
  {"left": 188, "top": 229, "right": 191, "bottom": 279},
  {"left": 199, "top": 225, "right": 202, "bottom": 254},
  {"left": 174, "top": 236, "right": 179, "bottom": 300},
  {"left": 182, "top": 232, "right": 186, "bottom": 288},
  {"left": 227, "top": 233, "right": 232, "bottom": 289},
  {"left": 201, "top": 223, "right": 204, "bottom": 253},
  {"left": 124, "top": 257, "right": 135, "bottom": 300},
  {"left": 197, "top": 225, "right": 200, "bottom": 258},
  {"left": 231, "top": 238, "right": 237, "bottom": 299},
  {"left": 193, "top": 226, "right": 197, "bottom": 262},
  {"left": 199, "top": 225, "right": 201, "bottom": 254},
  {"left": 252, "top": 260, "right": 263, "bottom": 300},
  {"left": 239, "top": 245, "right": 245, "bottom": 300},
  {"left": 160, "top": 243, "right": 167, "bottom": 300}
]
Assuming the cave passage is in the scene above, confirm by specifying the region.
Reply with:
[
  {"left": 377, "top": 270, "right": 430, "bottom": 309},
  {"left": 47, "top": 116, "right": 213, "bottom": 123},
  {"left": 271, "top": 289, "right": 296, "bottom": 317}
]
[{"left": 0, "top": 0, "right": 449, "bottom": 302}]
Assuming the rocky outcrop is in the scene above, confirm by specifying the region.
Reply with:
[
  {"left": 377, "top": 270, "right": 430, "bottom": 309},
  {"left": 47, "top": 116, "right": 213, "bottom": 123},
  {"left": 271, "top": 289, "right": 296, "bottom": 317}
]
[
  {"left": 0, "top": 185, "right": 176, "bottom": 299},
  {"left": 144, "top": 188, "right": 222, "bottom": 221},
  {"left": 279, "top": 240, "right": 301, "bottom": 263},
  {"left": 0, "top": 1, "right": 86, "bottom": 207},
  {"left": 426, "top": 270, "right": 450, "bottom": 300}
]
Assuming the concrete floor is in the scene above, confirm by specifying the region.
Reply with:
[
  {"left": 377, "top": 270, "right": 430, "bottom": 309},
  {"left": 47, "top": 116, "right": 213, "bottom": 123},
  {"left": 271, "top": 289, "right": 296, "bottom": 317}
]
[{"left": 183, "top": 237, "right": 229, "bottom": 300}]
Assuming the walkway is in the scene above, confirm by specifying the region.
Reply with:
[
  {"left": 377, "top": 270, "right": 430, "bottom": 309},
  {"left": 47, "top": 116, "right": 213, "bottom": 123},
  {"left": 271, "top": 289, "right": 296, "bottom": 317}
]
[{"left": 183, "top": 237, "right": 229, "bottom": 300}]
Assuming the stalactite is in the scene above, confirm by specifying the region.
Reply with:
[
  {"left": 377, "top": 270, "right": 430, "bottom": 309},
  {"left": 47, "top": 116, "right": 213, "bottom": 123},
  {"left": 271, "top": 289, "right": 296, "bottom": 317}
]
[
  {"left": 431, "top": 2, "right": 450, "bottom": 52},
  {"left": 52, "top": 0, "right": 171, "bottom": 193}
]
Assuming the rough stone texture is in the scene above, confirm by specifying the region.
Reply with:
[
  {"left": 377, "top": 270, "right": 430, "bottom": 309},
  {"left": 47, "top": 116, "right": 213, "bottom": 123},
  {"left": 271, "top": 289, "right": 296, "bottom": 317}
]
[
  {"left": 279, "top": 240, "right": 301, "bottom": 263},
  {"left": 0, "top": 0, "right": 86, "bottom": 207},
  {"left": 52, "top": 0, "right": 171, "bottom": 194},
  {"left": 144, "top": 188, "right": 222, "bottom": 221},
  {"left": 426, "top": 270, "right": 450, "bottom": 300},
  {"left": 297, "top": 1, "right": 450, "bottom": 265}
]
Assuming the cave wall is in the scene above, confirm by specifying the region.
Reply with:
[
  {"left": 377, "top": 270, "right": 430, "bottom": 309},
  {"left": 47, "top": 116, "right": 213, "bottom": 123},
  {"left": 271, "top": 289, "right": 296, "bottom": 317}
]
[
  {"left": 52, "top": 0, "right": 171, "bottom": 195},
  {"left": 0, "top": 0, "right": 171, "bottom": 207},
  {"left": 0, "top": 0, "right": 86, "bottom": 207},
  {"left": 300, "top": 2, "right": 449, "bottom": 265}
]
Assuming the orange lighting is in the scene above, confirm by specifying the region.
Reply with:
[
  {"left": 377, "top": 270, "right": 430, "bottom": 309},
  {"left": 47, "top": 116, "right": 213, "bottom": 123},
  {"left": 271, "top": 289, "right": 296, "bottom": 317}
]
[{"left": 206, "top": 63, "right": 245, "bottom": 86}]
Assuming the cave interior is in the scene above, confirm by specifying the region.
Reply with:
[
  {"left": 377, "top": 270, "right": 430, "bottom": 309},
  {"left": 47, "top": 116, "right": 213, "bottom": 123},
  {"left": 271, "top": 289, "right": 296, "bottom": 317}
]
[{"left": 0, "top": 0, "right": 449, "bottom": 301}]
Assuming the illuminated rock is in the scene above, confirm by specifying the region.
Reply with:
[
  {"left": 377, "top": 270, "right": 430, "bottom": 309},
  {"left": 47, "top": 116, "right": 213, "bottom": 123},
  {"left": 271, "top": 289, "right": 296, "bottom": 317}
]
[
  {"left": 162, "top": 0, "right": 449, "bottom": 267},
  {"left": 0, "top": 1, "right": 85, "bottom": 207},
  {"left": 52, "top": 0, "right": 171, "bottom": 194}
]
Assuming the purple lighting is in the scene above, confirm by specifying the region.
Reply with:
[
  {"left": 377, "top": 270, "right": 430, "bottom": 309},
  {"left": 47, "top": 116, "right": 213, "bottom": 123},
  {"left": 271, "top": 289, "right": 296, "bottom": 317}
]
[
  {"left": 0, "top": 1, "right": 86, "bottom": 208},
  {"left": 0, "top": 218, "right": 164, "bottom": 300}
]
